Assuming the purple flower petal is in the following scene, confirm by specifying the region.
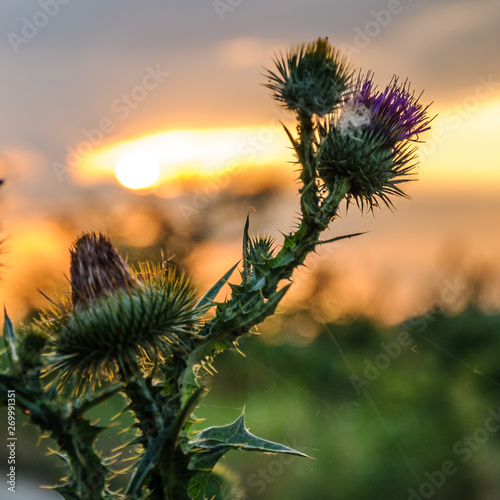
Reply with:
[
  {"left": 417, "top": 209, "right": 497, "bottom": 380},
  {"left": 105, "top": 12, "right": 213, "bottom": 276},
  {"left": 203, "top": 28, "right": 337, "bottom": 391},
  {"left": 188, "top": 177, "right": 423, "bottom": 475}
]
[{"left": 350, "top": 72, "right": 432, "bottom": 144}]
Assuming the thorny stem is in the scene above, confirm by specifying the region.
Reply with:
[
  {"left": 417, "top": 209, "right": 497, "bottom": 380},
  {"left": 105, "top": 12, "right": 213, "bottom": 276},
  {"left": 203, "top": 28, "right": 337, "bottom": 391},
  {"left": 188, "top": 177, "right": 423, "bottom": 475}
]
[
  {"left": 117, "top": 357, "right": 173, "bottom": 499},
  {"left": 119, "top": 354, "right": 201, "bottom": 499},
  {"left": 272, "top": 176, "right": 350, "bottom": 282},
  {"left": 191, "top": 119, "right": 351, "bottom": 357},
  {"left": 297, "top": 110, "right": 319, "bottom": 225},
  {"left": 117, "top": 357, "right": 161, "bottom": 435}
]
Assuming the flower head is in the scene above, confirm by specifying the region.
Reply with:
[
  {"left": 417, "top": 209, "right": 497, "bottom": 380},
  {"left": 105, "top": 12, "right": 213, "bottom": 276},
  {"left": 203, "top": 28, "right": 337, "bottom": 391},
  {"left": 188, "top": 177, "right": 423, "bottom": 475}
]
[
  {"left": 349, "top": 71, "right": 432, "bottom": 145},
  {"left": 317, "top": 72, "right": 433, "bottom": 210},
  {"left": 44, "top": 233, "right": 203, "bottom": 392},
  {"left": 264, "top": 38, "right": 352, "bottom": 117}
]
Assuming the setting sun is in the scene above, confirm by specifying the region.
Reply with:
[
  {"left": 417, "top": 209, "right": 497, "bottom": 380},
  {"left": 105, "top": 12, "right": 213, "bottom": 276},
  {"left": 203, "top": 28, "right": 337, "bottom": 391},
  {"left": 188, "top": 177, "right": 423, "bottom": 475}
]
[
  {"left": 74, "top": 125, "right": 294, "bottom": 193},
  {"left": 116, "top": 151, "right": 160, "bottom": 189}
]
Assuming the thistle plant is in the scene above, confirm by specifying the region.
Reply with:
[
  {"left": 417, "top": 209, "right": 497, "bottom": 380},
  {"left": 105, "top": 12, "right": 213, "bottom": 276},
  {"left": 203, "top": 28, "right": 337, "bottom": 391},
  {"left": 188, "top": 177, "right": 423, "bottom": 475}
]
[{"left": 0, "top": 38, "right": 432, "bottom": 499}]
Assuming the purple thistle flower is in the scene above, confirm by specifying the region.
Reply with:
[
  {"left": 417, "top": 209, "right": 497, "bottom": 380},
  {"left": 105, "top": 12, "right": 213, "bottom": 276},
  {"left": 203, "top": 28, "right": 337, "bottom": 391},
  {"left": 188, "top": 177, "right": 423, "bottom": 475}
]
[
  {"left": 317, "top": 72, "right": 433, "bottom": 211},
  {"left": 349, "top": 71, "right": 433, "bottom": 146}
]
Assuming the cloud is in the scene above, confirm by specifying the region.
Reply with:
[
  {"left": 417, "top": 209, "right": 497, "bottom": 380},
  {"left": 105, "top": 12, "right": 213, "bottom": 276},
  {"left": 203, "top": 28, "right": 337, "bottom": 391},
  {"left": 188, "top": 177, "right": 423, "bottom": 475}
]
[
  {"left": 351, "top": 0, "right": 500, "bottom": 101},
  {"left": 1, "top": 0, "right": 499, "bottom": 173}
]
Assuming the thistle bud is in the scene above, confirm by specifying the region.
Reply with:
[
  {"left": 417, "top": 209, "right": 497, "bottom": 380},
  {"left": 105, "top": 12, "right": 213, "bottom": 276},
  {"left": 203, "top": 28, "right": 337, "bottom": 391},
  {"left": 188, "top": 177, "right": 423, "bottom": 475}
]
[
  {"left": 70, "top": 232, "right": 137, "bottom": 307},
  {"left": 265, "top": 37, "right": 352, "bottom": 117},
  {"left": 47, "top": 234, "right": 202, "bottom": 390}
]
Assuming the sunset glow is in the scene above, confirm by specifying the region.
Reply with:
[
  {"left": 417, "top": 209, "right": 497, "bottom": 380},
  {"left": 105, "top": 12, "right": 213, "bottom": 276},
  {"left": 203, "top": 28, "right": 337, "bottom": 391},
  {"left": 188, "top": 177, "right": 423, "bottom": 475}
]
[
  {"left": 70, "top": 96, "right": 500, "bottom": 196},
  {"left": 73, "top": 124, "right": 293, "bottom": 189},
  {"left": 417, "top": 98, "right": 500, "bottom": 188}
]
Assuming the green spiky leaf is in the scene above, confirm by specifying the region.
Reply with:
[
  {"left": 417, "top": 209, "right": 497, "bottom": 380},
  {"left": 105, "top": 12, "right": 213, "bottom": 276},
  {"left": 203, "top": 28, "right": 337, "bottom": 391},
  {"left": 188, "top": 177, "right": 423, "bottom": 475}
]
[
  {"left": 126, "top": 428, "right": 169, "bottom": 497},
  {"left": 246, "top": 284, "right": 291, "bottom": 326},
  {"left": 195, "top": 261, "right": 239, "bottom": 311},
  {"left": 186, "top": 413, "right": 310, "bottom": 471},
  {"left": 248, "top": 276, "right": 266, "bottom": 292}
]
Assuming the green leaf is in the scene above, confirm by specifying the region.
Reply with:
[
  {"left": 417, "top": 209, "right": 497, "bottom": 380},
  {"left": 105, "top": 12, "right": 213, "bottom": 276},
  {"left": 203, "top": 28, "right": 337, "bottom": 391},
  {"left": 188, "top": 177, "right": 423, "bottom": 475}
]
[
  {"left": 272, "top": 251, "right": 295, "bottom": 268},
  {"left": 245, "top": 284, "right": 291, "bottom": 326},
  {"left": 318, "top": 231, "right": 367, "bottom": 245},
  {"left": 188, "top": 444, "right": 228, "bottom": 472},
  {"left": 186, "top": 413, "right": 310, "bottom": 471},
  {"left": 195, "top": 261, "right": 239, "bottom": 312},
  {"left": 3, "top": 307, "right": 19, "bottom": 369},
  {"left": 242, "top": 214, "right": 252, "bottom": 283},
  {"left": 248, "top": 276, "right": 266, "bottom": 292},
  {"left": 187, "top": 471, "right": 209, "bottom": 500}
]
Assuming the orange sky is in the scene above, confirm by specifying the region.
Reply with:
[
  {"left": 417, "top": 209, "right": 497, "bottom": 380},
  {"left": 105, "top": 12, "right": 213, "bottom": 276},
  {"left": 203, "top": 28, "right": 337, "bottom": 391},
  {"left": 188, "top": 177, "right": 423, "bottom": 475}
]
[{"left": 70, "top": 94, "right": 500, "bottom": 193}]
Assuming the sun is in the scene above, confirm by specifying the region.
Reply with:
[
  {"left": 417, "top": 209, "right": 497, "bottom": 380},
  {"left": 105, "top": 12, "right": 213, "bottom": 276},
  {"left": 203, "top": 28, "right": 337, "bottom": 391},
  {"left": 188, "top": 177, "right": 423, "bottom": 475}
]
[{"left": 116, "top": 151, "right": 160, "bottom": 189}]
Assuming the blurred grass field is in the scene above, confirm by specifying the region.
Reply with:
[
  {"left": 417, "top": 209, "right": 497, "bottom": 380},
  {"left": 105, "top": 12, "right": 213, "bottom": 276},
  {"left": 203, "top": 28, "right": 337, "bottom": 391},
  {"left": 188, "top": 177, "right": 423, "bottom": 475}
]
[{"left": 193, "top": 307, "right": 500, "bottom": 499}]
